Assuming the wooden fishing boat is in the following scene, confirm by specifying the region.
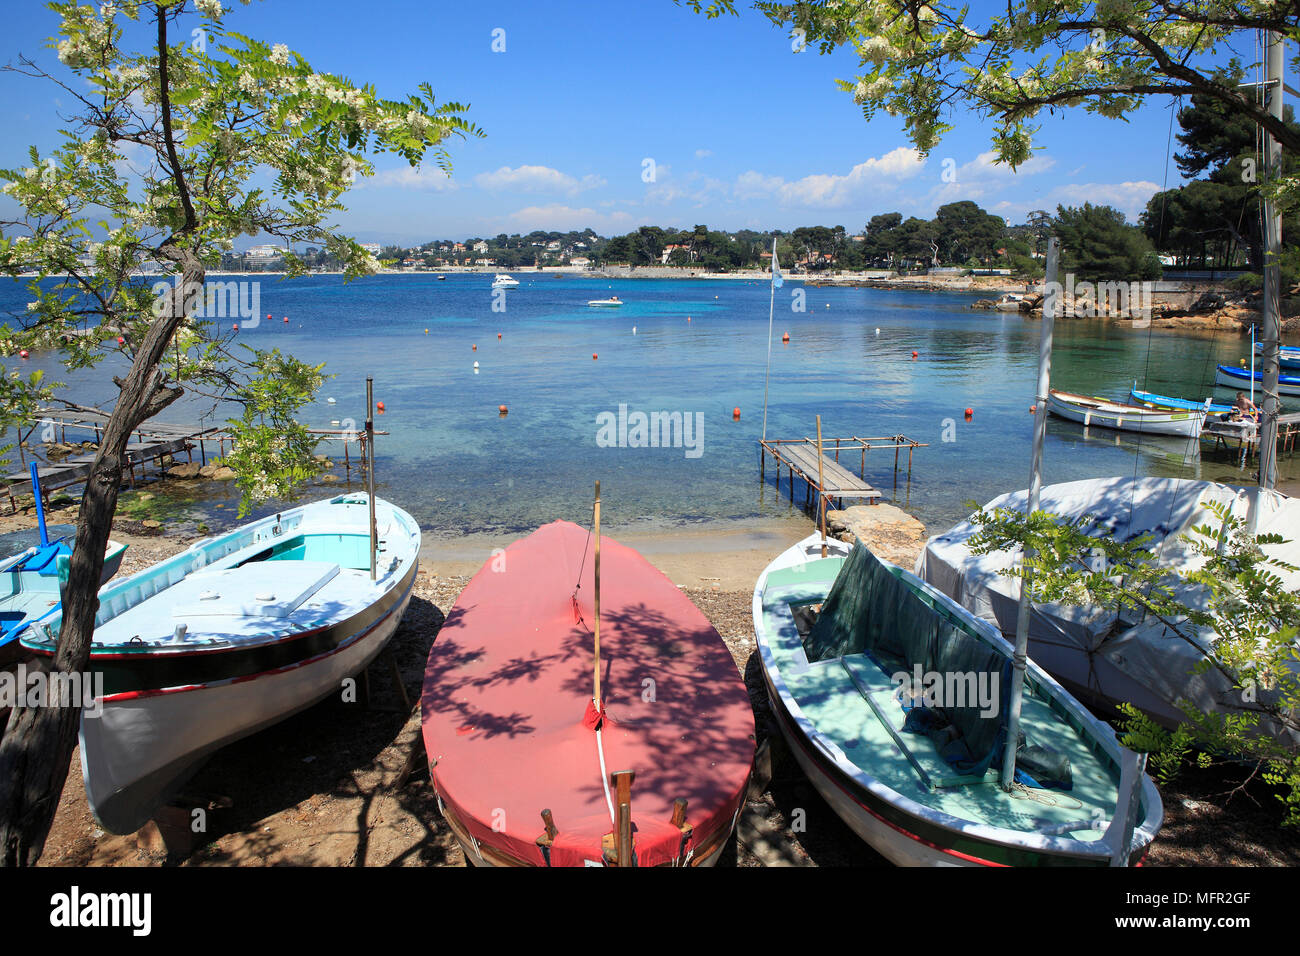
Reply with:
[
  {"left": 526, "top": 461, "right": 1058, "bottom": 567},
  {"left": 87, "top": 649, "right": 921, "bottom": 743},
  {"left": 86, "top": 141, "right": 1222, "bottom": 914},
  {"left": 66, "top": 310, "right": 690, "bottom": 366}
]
[
  {"left": 754, "top": 532, "right": 1163, "bottom": 866},
  {"left": 1129, "top": 386, "right": 1232, "bottom": 416},
  {"left": 1215, "top": 363, "right": 1300, "bottom": 396},
  {"left": 1047, "top": 389, "right": 1204, "bottom": 437},
  {"left": 20, "top": 493, "right": 420, "bottom": 834},
  {"left": 421, "top": 516, "right": 754, "bottom": 867},
  {"left": 1, "top": 536, "right": 126, "bottom": 666},
  {"left": 1254, "top": 342, "right": 1300, "bottom": 370}
]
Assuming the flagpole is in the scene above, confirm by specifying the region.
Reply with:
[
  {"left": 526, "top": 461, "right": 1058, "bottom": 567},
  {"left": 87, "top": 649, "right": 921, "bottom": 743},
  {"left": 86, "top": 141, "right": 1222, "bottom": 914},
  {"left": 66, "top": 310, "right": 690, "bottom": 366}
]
[{"left": 762, "top": 238, "right": 778, "bottom": 441}]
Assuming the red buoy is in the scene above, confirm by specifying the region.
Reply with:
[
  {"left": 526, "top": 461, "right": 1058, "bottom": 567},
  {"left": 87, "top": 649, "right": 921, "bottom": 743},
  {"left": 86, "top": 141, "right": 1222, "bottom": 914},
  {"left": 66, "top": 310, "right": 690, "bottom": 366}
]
[
  {"left": 497, "top": 333, "right": 502, "bottom": 340},
  {"left": 687, "top": 316, "right": 692, "bottom": 323},
  {"left": 782, "top": 332, "right": 790, "bottom": 343},
  {"left": 732, "top": 407, "right": 741, "bottom": 420},
  {"left": 964, "top": 407, "right": 973, "bottom": 419},
  {"left": 18, "top": 349, "right": 29, "bottom": 359},
  {"left": 116, "top": 336, "right": 125, "bottom": 346},
  {"left": 498, "top": 404, "right": 508, "bottom": 416},
  {"left": 593, "top": 353, "right": 598, "bottom": 360},
  {"left": 283, "top": 316, "right": 289, "bottom": 323},
  {"left": 472, "top": 344, "right": 477, "bottom": 351},
  {"left": 233, "top": 323, "right": 240, "bottom": 332},
  {"left": 911, "top": 350, "right": 918, "bottom": 359},
  {"left": 376, "top": 401, "right": 385, "bottom": 414},
  {"left": 1030, "top": 404, "right": 1037, "bottom": 413},
  {"left": 266, "top": 313, "right": 272, "bottom": 321}
]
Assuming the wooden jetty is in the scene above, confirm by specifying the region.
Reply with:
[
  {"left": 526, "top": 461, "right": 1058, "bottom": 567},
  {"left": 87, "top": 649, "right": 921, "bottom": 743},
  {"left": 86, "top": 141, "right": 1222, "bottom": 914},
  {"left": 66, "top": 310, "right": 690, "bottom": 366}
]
[
  {"left": 759, "top": 434, "right": 926, "bottom": 511},
  {"left": 1202, "top": 411, "right": 1300, "bottom": 466},
  {"left": 5, "top": 409, "right": 385, "bottom": 514}
]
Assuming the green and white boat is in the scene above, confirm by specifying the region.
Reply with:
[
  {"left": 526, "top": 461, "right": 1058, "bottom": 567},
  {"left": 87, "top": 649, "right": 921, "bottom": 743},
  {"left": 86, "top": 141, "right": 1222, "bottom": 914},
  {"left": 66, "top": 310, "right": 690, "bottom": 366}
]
[{"left": 753, "top": 532, "right": 1164, "bottom": 866}]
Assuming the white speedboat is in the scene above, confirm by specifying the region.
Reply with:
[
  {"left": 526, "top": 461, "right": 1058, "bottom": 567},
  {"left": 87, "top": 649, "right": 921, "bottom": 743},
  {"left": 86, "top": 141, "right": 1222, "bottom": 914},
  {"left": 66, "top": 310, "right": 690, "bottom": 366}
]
[
  {"left": 491, "top": 274, "right": 519, "bottom": 288},
  {"left": 21, "top": 493, "right": 420, "bottom": 834},
  {"left": 587, "top": 296, "right": 622, "bottom": 308}
]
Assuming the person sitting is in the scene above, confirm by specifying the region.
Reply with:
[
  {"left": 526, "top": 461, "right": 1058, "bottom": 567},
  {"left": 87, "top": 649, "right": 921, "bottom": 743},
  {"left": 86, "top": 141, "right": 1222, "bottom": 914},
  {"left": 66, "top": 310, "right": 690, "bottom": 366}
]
[{"left": 1223, "top": 391, "right": 1259, "bottom": 423}]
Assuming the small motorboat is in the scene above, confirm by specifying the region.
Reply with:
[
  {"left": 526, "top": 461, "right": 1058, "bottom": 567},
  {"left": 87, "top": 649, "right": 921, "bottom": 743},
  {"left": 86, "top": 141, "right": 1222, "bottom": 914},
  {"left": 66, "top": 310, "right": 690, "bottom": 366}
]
[
  {"left": 491, "top": 274, "right": 520, "bottom": 288},
  {"left": 1129, "top": 386, "right": 1232, "bottom": 416},
  {"left": 21, "top": 493, "right": 420, "bottom": 834},
  {"left": 1047, "top": 389, "right": 1205, "bottom": 437},
  {"left": 421, "top": 517, "right": 754, "bottom": 866},
  {"left": 754, "top": 532, "right": 1163, "bottom": 866},
  {"left": 1216, "top": 363, "right": 1300, "bottom": 397},
  {"left": 587, "top": 296, "right": 622, "bottom": 308},
  {"left": 437, "top": 275, "right": 446, "bottom": 281},
  {"left": 1, "top": 535, "right": 127, "bottom": 665}
]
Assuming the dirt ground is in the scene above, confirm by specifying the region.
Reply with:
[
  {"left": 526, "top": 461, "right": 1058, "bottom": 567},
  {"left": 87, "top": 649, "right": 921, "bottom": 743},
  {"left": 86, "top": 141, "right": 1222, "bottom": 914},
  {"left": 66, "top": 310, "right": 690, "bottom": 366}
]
[{"left": 10, "top": 501, "right": 1300, "bottom": 868}]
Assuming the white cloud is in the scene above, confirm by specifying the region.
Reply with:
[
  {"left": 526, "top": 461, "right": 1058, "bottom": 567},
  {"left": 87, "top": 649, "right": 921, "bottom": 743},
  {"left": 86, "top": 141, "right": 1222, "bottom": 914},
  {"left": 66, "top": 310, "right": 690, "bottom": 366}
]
[
  {"left": 733, "top": 147, "right": 927, "bottom": 208},
  {"left": 474, "top": 164, "right": 605, "bottom": 196},
  {"left": 363, "top": 167, "right": 460, "bottom": 191},
  {"left": 695, "top": 148, "right": 712, "bottom": 159},
  {"left": 500, "top": 203, "right": 638, "bottom": 233}
]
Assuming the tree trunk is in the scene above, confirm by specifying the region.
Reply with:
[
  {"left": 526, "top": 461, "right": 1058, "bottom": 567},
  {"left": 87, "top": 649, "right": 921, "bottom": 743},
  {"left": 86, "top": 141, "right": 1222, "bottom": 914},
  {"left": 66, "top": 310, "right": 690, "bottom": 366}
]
[{"left": 0, "top": 253, "right": 199, "bottom": 865}]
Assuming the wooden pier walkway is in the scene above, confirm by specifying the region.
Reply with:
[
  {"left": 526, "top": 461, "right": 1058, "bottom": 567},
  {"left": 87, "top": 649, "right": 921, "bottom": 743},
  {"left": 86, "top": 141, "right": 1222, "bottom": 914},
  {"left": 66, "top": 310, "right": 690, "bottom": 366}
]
[
  {"left": 5, "top": 410, "right": 385, "bottom": 513},
  {"left": 1201, "top": 411, "right": 1300, "bottom": 465},
  {"left": 760, "top": 434, "right": 926, "bottom": 511}
]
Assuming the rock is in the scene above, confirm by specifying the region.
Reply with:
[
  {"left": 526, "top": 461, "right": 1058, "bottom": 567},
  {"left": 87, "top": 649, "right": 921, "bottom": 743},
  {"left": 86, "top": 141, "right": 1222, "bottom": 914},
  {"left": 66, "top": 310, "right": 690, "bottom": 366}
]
[
  {"left": 823, "top": 503, "right": 929, "bottom": 567},
  {"left": 210, "top": 466, "right": 236, "bottom": 481},
  {"left": 44, "top": 442, "right": 78, "bottom": 461},
  {"left": 168, "top": 463, "right": 202, "bottom": 479},
  {"left": 142, "top": 519, "right": 161, "bottom": 530},
  {"left": 320, "top": 473, "right": 341, "bottom": 483}
]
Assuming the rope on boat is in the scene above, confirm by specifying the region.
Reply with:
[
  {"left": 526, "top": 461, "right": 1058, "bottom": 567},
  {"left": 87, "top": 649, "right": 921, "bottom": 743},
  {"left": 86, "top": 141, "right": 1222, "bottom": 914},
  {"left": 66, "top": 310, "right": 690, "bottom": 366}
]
[{"left": 1008, "top": 781, "right": 1084, "bottom": 811}]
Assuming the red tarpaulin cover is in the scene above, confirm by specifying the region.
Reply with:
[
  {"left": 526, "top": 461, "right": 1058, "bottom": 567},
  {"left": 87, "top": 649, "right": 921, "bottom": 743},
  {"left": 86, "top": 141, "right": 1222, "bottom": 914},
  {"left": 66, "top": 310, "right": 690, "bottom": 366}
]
[{"left": 421, "top": 521, "right": 754, "bottom": 866}]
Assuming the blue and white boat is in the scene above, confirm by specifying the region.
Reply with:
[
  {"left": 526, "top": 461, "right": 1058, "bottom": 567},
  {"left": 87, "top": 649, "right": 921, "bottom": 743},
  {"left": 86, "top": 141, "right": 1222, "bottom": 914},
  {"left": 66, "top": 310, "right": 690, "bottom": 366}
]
[
  {"left": 1254, "top": 342, "right": 1300, "bottom": 370},
  {"left": 1129, "top": 386, "right": 1232, "bottom": 416},
  {"left": 21, "top": 493, "right": 420, "bottom": 834},
  {"left": 1215, "top": 363, "right": 1300, "bottom": 397},
  {"left": 1, "top": 535, "right": 127, "bottom": 665}
]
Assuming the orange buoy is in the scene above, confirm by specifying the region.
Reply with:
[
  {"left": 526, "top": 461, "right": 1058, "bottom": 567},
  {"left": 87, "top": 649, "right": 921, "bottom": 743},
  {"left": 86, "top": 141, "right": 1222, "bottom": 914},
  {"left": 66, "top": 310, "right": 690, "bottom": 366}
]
[
  {"left": 782, "top": 332, "right": 790, "bottom": 343},
  {"left": 911, "top": 350, "right": 918, "bottom": 359},
  {"left": 233, "top": 323, "right": 239, "bottom": 332},
  {"left": 497, "top": 332, "right": 502, "bottom": 340},
  {"left": 498, "top": 404, "right": 508, "bottom": 416},
  {"left": 1030, "top": 404, "right": 1037, "bottom": 413},
  {"left": 593, "top": 353, "right": 598, "bottom": 360},
  {"left": 283, "top": 316, "right": 289, "bottom": 323},
  {"left": 266, "top": 313, "right": 272, "bottom": 321},
  {"left": 964, "top": 407, "right": 973, "bottom": 419},
  {"left": 472, "top": 344, "right": 477, "bottom": 351},
  {"left": 376, "top": 401, "right": 385, "bottom": 414},
  {"left": 732, "top": 407, "right": 741, "bottom": 420},
  {"left": 687, "top": 316, "right": 692, "bottom": 323}
]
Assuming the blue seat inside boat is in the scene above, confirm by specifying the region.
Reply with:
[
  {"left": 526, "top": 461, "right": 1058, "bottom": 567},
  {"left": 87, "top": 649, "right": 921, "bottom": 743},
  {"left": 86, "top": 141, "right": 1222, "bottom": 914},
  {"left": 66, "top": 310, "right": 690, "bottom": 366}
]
[{"left": 19, "top": 542, "right": 72, "bottom": 577}]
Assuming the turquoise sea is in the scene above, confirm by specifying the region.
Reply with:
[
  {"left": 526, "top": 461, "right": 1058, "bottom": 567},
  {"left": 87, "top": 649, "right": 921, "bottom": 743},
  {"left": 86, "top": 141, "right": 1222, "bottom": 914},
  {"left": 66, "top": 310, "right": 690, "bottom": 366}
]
[{"left": 2, "top": 273, "right": 1288, "bottom": 538}]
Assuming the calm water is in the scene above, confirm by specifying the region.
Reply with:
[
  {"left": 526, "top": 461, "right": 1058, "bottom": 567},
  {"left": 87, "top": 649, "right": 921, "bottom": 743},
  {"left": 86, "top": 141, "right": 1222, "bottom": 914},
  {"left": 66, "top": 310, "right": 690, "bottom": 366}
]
[{"left": 1, "top": 273, "right": 1286, "bottom": 536}]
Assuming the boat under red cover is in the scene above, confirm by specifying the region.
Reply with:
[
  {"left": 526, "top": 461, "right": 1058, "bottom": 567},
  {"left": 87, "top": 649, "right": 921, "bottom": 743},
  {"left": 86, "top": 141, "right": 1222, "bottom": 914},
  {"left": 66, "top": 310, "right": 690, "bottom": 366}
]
[{"left": 421, "top": 520, "right": 754, "bottom": 866}]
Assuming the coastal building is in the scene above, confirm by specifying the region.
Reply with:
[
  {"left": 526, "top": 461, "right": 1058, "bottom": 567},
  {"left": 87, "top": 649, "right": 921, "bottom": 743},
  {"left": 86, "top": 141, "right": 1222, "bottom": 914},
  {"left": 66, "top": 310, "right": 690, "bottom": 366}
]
[{"left": 244, "top": 243, "right": 289, "bottom": 260}]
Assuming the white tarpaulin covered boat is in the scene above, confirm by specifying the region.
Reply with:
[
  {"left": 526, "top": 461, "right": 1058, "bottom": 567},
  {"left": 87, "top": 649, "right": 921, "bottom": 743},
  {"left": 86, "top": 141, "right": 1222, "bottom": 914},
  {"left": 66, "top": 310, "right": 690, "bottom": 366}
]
[{"left": 916, "top": 476, "right": 1300, "bottom": 743}]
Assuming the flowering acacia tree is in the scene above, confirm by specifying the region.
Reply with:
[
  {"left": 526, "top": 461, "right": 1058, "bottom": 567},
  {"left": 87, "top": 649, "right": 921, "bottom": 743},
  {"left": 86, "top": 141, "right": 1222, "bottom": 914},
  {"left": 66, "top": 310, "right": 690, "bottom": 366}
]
[
  {"left": 683, "top": 2, "right": 1300, "bottom": 168},
  {"left": 0, "top": 0, "right": 480, "bottom": 865}
]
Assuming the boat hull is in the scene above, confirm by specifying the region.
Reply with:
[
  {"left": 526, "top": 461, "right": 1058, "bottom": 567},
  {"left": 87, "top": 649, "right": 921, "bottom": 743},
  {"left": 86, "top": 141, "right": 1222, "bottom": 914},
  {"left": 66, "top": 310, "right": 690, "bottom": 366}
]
[
  {"left": 1216, "top": 364, "right": 1300, "bottom": 396},
  {"left": 80, "top": 577, "right": 413, "bottom": 834},
  {"left": 1048, "top": 391, "right": 1202, "bottom": 437}
]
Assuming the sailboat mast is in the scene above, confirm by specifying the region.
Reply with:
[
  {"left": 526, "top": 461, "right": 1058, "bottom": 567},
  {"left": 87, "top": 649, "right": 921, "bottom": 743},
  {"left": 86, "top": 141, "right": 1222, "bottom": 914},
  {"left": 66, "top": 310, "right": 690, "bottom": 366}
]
[
  {"left": 1259, "top": 30, "right": 1284, "bottom": 491},
  {"left": 1000, "top": 237, "right": 1060, "bottom": 790}
]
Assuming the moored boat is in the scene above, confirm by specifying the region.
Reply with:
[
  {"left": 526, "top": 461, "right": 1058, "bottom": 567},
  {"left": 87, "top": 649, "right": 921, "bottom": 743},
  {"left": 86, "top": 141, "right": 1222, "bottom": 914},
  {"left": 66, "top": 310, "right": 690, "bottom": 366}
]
[
  {"left": 1254, "top": 341, "right": 1300, "bottom": 370},
  {"left": 1129, "top": 386, "right": 1231, "bottom": 416},
  {"left": 1, "top": 535, "right": 127, "bottom": 666},
  {"left": 421, "top": 518, "right": 754, "bottom": 866},
  {"left": 20, "top": 493, "right": 420, "bottom": 834},
  {"left": 587, "top": 296, "right": 622, "bottom": 307},
  {"left": 491, "top": 274, "right": 519, "bottom": 288},
  {"left": 755, "top": 532, "right": 1163, "bottom": 866},
  {"left": 1047, "top": 389, "right": 1204, "bottom": 437},
  {"left": 1215, "top": 363, "right": 1300, "bottom": 396}
]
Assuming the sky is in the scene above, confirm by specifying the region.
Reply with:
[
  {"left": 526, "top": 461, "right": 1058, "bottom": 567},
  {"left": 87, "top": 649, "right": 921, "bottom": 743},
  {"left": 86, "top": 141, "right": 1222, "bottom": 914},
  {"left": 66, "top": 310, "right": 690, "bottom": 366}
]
[{"left": 0, "top": 0, "right": 1279, "bottom": 246}]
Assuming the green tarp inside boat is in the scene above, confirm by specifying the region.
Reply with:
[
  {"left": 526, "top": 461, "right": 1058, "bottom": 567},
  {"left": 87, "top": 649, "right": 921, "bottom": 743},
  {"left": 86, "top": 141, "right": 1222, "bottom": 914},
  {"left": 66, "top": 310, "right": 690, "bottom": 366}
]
[{"left": 802, "top": 542, "right": 1071, "bottom": 788}]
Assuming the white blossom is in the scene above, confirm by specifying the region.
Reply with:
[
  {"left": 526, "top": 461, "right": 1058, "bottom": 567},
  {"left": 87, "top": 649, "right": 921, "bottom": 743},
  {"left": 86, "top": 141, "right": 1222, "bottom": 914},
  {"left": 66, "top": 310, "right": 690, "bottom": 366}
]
[
  {"left": 195, "top": 0, "right": 223, "bottom": 18},
  {"left": 270, "top": 43, "right": 290, "bottom": 66}
]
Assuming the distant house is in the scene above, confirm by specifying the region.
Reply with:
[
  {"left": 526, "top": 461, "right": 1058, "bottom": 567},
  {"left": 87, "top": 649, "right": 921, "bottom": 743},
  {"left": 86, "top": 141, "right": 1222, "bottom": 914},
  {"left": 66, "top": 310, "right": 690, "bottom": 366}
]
[
  {"left": 473, "top": 240, "right": 489, "bottom": 254},
  {"left": 453, "top": 242, "right": 466, "bottom": 252},
  {"left": 474, "top": 258, "right": 496, "bottom": 266},
  {"left": 569, "top": 257, "right": 591, "bottom": 267},
  {"left": 546, "top": 240, "right": 561, "bottom": 251},
  {"left": 661, "top": 243, "right": 689, "bottom": 264},
  {"left": 244, "top": 243, "right": 288, "bottom": 260}
]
